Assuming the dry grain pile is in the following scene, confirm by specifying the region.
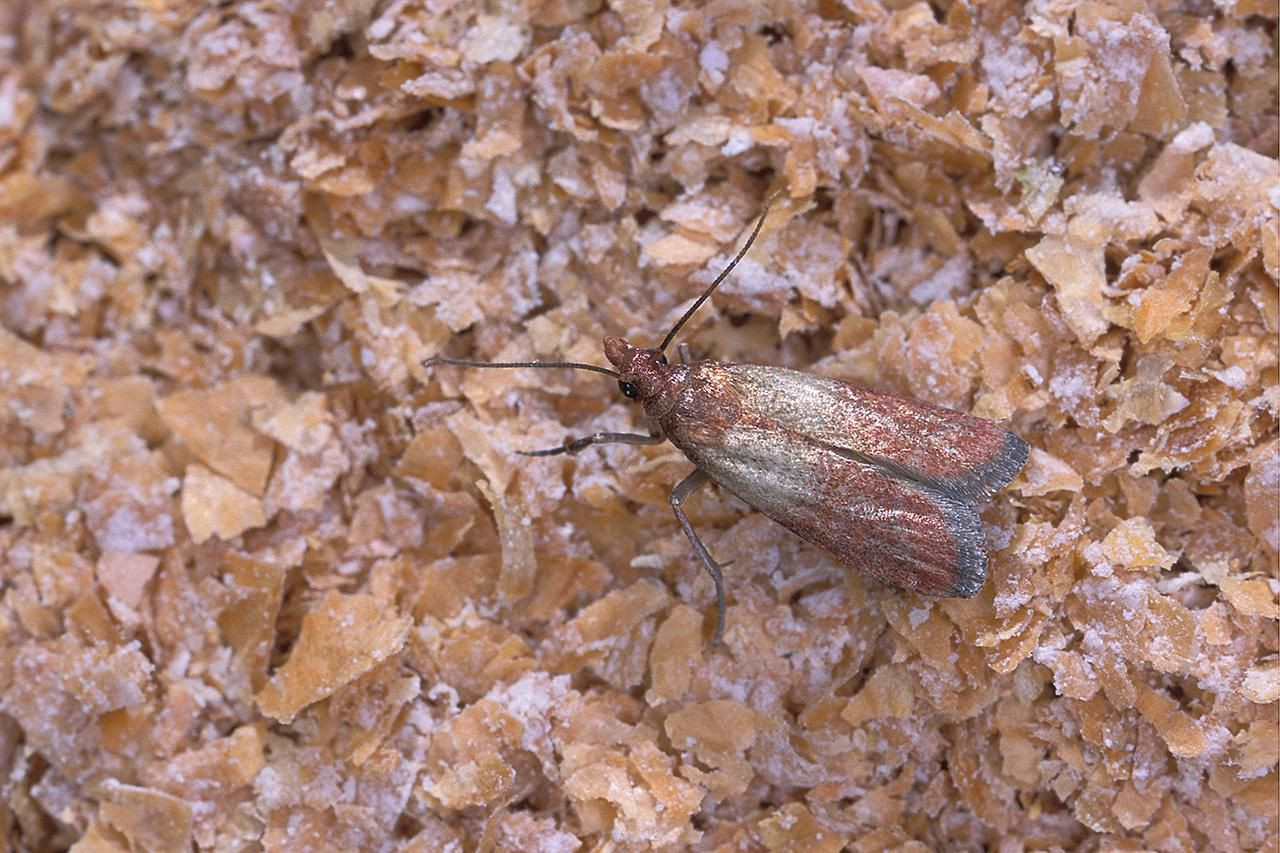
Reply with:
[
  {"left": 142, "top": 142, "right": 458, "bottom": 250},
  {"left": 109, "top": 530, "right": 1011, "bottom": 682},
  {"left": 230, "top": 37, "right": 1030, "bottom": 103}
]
[{"left": 0, "top": 1, "right": 1276, "bottom": 850}]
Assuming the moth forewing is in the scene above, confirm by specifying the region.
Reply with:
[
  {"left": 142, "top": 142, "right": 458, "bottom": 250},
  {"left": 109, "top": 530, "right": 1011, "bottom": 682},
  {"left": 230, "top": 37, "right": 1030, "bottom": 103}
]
[
  {"left": 653, "top": 362, "right": 1027, "bottom": 598},
  {"left": 713, "top": 364, "right": 1030, "bottom": 502}
]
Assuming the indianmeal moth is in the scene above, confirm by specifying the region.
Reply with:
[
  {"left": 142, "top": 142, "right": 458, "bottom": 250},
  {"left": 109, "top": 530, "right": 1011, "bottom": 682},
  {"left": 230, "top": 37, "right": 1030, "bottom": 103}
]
[{"left": 426, "top": 193, "right": 1029, "bottom": 641}]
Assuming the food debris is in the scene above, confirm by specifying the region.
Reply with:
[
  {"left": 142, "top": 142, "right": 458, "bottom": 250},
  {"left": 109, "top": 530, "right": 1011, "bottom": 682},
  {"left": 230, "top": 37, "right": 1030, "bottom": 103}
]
[{"left": 0, "top": 1, "right": 1274, "bottom": 849}]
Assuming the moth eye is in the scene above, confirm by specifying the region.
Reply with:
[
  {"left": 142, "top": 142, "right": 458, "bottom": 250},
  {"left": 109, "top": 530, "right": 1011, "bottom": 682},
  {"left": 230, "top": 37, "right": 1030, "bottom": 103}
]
[{"left": 618, "top": 381, "right": 638, "bottom": 398}]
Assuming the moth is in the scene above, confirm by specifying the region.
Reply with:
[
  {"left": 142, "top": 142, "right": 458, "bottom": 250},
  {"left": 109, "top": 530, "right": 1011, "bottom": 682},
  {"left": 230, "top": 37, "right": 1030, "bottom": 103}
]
[{"left": 427, "top": 194, "right": 1029, "bottom": 641}]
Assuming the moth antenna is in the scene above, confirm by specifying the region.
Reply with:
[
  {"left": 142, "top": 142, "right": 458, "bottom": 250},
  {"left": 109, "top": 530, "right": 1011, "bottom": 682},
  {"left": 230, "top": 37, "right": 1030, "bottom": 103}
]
[
  {"left": 658, "top": 190, "right": 783, "bottom": 355},
  {"left": 424, "top": 355, "right": 619, "bottom": 379}
]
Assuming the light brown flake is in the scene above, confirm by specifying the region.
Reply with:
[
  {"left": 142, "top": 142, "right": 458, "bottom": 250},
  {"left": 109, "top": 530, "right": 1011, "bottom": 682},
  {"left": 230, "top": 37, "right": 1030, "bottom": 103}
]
[
  {"left": 98, "top": 782, "right": 193, "bottom": 853},
  {"left": 250, "top": 392, "right": 333, "bottom": 454},
  {"left": 180, "top": 463, "right": 268, "bottom": 544},
  {"left": 1025, "top": 231, "right": 1108, "bottom": 346},
  {"left": 1135, "top": 683, "right": 1209, "bottom": 759},
  {"left": 256, "top": 591, "right": 410, "bottom": 723},
  {"left": 1018, "top": 447, "right": 1084, "bottom": 496},
  {"left": 96, "top": 551, "right": 159, "bottom": 623},
  {"left": 645, "top": 604, "right": 704, "bottom": 704},
  {"left": 1218, "top": 577, "right": 1280, "bottom": 619},
  {"left": 1239, "top": 660, "right": 1280, "bottom": 704},
  {"left": 842, "top": 665, "right": 916, "bottom": 727},
  {"left": 158, "top": 377, "right": 282, "bottom": 496}
]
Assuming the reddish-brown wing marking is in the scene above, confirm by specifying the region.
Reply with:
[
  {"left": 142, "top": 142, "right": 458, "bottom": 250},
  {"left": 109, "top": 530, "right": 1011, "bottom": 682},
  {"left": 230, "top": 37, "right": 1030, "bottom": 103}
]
[{"left": 652, "top": 362, "right": 1028, "bottom": 596}]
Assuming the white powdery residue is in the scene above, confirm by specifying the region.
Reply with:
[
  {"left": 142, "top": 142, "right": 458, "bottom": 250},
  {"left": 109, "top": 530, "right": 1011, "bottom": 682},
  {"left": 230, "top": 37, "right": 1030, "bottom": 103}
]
[
  {"left": 1028, "top": 87, "right": 1053, "bottom": 109},
  {"left": 1118, "top": 580, "right": 1149, "bottom": 622},
  {"left": 253, "top": 765, "right": 291, "bottom": 810},
  {"left": 908, "top": 604, "right": 932, "bottom": 629},
  {"left": 979, "top": 27, "right": 1040, "bottom": 108},
  {"left": 424, "top": 682, "right": 460, "bottom": 713},
  {"left": 1030, "top": 645, "right": 1058, "bottom": 667},
  {"left": 773, "top": 116, "right": 816, "bottom": 138},
  {"left": 715, "top": 256, "right": 784, "bottom": 304},
  {"left": 1217, "top": 24, "right": 1273, "bottom": 69},
  {"left": 0, "top": 76, "right": 17, "bottom": 126},
  {"left": 908, "top": 254, "right": 971, "bottom": 305},
  {"left": 1169, "top": 754, "right": 1207, "bottom": 801},
  {"left": 1194, "top": 651, "right": 1245, "bottom": 696},
  {"left": 912, "top": 662, "right": 957, "bottom": 704},
  {"left": 485, "top": 164, "right": 518, "bottom": 225},
  {"left": 720, "top": 126, "right": 753, "bottom": 156},
  {"left": 994, "top": 591, "right": 1032, "bottom": 612},
  {"left": 566, "top": 467, "right": 614, "bottom": 503},
  {"left": 165, "top": 647, "right": 191, "bottom": 681},
  {"left": 699, "top": 41, "right": 729, "bottom": 87},
  {"left": 1087, "top": 555, "right": 1114, "bottom": 577},
  {"left": 1101, "top": 17, "right": 1151, "bottom": 87},
  {"left": 1144, "top": 632, "right": 1173, "bottom": 661},
  {"left": 1048, "top": 364, "right": 1092, "bottom": 407},
  {"left": 526, "top": 827, "right": 580, "bottom": 853},
  {"left": 1068, "top": 192, "right": 1150, "bottom": 231},
  {"left": 1171, "top": 121, "right": 1215, "bottom": 153},
  {"left": 706, "top": 670, "right": 752, "bottom": 704},
  {"left": 988, "top": 518, "right": 1017, "bottom": 551},
  {"left": 1080, "top": 626, "right": 1106, "bottom": 655},
  {"left": 367, "top": 13, "right": 394, "bottom": 40},
  {"left": 97, "top": 505, "right": 174, "bottom": 552},
  {"left": 392, "top": 191, "right": 429, "bottom": 215},
  {"left": 483, "top": 672, "right": 572, "bottom": 759},
  {"left": 462, "top": 16, "right": 528, "bottom": 65},
  {"left": 784, "top": 229, "right": 845, "bottom": 308},
  {"left": 1208, "top": 365, "right": 1247, "bottom": 389},
  {"left": 641, "top": 67, "right": 687, "bottom": 115},
  {"left": 460, "top": 153, "right": 488, "bottom": 179},
  {"left": 1020, "top": 542, "right": 1050, "bottom": 567},
  {"left": 1155, "top": 572, "right": 1201, "bottom": 594},
  {"left": 499, "top": 242, "right": 545, "bottom": 327}
]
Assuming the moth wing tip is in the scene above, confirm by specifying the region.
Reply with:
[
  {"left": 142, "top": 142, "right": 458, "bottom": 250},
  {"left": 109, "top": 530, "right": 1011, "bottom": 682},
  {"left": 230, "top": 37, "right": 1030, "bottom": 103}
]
[
  {"left": 948, "top": 428, "right": 1030, "bottom": 501},
  {"left": 1003, "top": 429, "right": 1030, "bottom": 475},
  {"left": 946, "top": 562, "right": 988, "bottom": 597},
  {"left": 942, "top": 497, "right": 989, "bottom": 597}
]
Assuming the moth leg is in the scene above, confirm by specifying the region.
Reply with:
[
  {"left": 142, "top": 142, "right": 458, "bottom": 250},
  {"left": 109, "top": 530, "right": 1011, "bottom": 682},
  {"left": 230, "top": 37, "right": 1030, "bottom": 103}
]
[
  {"left": 517, "top": 431, "right": 663, "bottom": 457},
  {"left": 670, "top": 470, "right": 732, "bottom": 643}
]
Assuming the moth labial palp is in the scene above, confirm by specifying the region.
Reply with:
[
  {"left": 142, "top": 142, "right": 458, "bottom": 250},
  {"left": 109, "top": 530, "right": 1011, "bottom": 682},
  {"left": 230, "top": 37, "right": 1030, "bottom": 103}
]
[{"left": 424, "top": 190, "right": 1029, "bottom": 644}]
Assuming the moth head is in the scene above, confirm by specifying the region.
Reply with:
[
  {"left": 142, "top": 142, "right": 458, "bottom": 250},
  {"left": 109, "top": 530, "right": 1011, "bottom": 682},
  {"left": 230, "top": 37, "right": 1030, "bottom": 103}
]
[{"left": 603, "top": 337, "right": 669, "bottom": 402}]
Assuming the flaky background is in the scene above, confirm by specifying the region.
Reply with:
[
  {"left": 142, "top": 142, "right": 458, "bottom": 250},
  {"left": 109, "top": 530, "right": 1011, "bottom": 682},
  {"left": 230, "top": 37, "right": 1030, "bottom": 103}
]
[{"left": 1, "top": 1, "right": 1277, "bottom": 851}]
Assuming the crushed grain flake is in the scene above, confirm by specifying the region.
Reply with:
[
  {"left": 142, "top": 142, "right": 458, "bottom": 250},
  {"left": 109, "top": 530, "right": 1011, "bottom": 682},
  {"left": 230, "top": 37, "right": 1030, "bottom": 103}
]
[
  {"left": 158, "top": 378, "right": 281, "bottom": 496},
  {"left": 256, "top": 591, "right": 410, "bottom": 723},
  {"left": 180, "top": 463, "right": 268, "bottom": 544}
]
